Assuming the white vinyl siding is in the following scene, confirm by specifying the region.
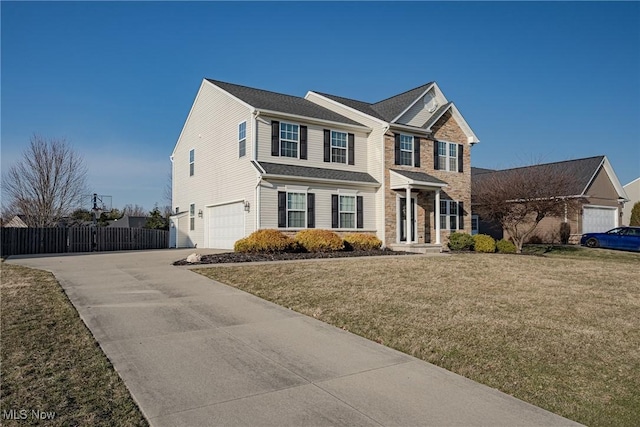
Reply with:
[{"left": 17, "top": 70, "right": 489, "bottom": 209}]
[
  {"left": 260, "top": 182, "right": 375, "bottom": 231},
  {"left": 171, "top": 81, "right": 256, "bottom": 248}
]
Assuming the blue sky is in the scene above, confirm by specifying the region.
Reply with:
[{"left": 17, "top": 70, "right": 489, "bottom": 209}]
[{"left": 2, "top": 1, "right": 639, "bottom": 211}]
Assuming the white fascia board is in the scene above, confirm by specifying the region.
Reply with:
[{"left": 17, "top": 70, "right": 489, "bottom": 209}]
[
  {"left": 426, "top": 103, "right": 480, "bottom": 145},
  {"left": 305, "top": 91, "right": 388, "bottom": 127},
  {"left": 171, "top": 79, "right": 207, "bottom": 158},
  {"left": 390, "top": 83, "right": 435, "bottom": 123},
  {"left": 389, "top": 170, "right": 448, "bottom": 190},
  {"left": 624, "top": 176, "right": 640, "bottom": 187},
  {"left": 256, "top": 108, "right": 371, "bottom": 132},
  {"left": 262, "top": 173, "right": 381, "bottom": 188},
  {"left": 389, "top": 123, "right": 431, "bottom": 135},
  {"left": 595, "top": 157, "right": 629, "bottom": 201}
]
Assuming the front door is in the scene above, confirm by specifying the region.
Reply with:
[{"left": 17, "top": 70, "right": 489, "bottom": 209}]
[{"left": 399, "top": 197, "right": 416, "bottom": 243}]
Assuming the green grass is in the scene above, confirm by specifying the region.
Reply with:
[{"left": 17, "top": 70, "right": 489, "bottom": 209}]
[
  {"left": 1, "top": 263, "right": 148, "bottom": 426},
  {"left": 195, "top": 250, "right": 640, "bottom": 427}
]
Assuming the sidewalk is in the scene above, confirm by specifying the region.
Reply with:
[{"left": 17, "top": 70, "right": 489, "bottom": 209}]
[{"left": 8, "top": 250, "right": 581, "bottom": 426}]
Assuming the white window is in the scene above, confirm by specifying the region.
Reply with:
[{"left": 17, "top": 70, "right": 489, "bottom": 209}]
[
  {"left": 339, "top": 195, "right": 356, "bottom": 228},
  {"left": 280, "top": 122, "right": 299, "bottom": 158},
  {"left": 287, "top": 192, "right": 306, "bottom": 228},
  {"left": 440, "top": 200, "right": 459, "bottom": 231},
  {"left": 400, "top": 134, "right": 413, "bottom": 166},
  {"left": 238, "top": 122, "right": 246, "bottom": 157},
  {"left": 331, "top": 131, "right": 347, "bottom": 163},
  {"left": 437, "top": 141, "right": 459, "bottom": 172},
  {"left": 189, "top": 203, "right": 195, "bottom": 231},
  {"left": 189, "top": 149, "right": 195, "bottom": 176}
]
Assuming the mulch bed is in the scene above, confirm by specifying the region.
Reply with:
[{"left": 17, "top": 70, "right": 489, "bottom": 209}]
[{"left": 173, "top": 249, "right": 415, "bottom": 265}]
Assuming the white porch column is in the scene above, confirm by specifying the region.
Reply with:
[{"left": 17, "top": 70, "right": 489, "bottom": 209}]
[
  {"left": 406, "top": 186, "right": 412, "bottom": 244},
  {"left": 435, "top": 189, "right": 441, "bottom": 245}
]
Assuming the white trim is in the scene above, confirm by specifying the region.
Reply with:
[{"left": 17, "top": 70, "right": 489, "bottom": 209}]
[
  {"left": 172, "top": 80, "right": 207, "bottom": 158},
  {"left": 204, "top": 198, "right": 246, "bottom": 208},
  {"left": 305, "top": 91, "right": 388, "bottom": 127},
  {"left": 262, "top": 173, "right": 380, "bottom": 188},
  {"left": 330, "top": 129, "right": 348, "bottom": 164},
  {"left": 337, "top": 188, "right": 358, "bottom": 195},
  {"left": 435, "top": 190, "right": 441, "bottom": 244},
  {"left": 389, "top": 170, "right": 447, "bottom": 190},
  {"left": 189, "top": 148, "right": 195, "bottom": 176},
  {"left": 286, "top": 190, "right": 307, "bottom": 229},
  {"left": 284, "top": 185, "right": 309, "bottom": 192},
  {"left": 337, "top": 194, "right": 357, "bottom": 229},
  {"left": 238, "top": 120, "right": 247, "bottom": 158},
  {"left": 398, "top": 134, "right": 414, "bottom": 166},
  {"left": 396, "top": 192, "right": 418, "bottom": 244},
  {"left": 582, "top": 156, "right": 629, "bottom": 202},
  {"left": 259, "top": 108, "right": 371, "bottom": 132},
  {"left": 390, "top": 83, "right": 435, "bottom": 123},
  {"left": 389, "top": 122, "right": 431, "bottom": 135},
  {"left": 189, "top": 202, "right": 195, "bottom": 232},
  {"left": 624, "top": 176, "right": 640, "bottom": 187}
]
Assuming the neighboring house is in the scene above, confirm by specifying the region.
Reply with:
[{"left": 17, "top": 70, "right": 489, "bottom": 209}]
[
  {"left": 2, "top": 215, "right": 28, "bottom": 228},
  {"left": 171, "top": 78, "right": 479, "bottom": 250},
  {"left": 622, "top": 177, "right": 639, "bottom": 226},
  {"left": 108, "top": 215, "right": 149, "bottom": 228},
  {"left": 472, "top": 156, "right": 629, "bottom": 243}
]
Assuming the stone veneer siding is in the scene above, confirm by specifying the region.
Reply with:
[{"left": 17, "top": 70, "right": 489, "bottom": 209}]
[{"left": 384, "top": 111, "right": 472, "bottom": 246}]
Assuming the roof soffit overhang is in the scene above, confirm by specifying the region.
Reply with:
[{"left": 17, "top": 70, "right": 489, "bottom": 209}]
[
  {"left": 390, "top": 170, "right": 448, "bottom": 191},
  {"left": 425, "top": 102, "right": 480, "bottom": 145}
]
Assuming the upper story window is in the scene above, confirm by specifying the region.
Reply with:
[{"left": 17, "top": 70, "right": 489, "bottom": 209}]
[
  {"left": 331, "top": 131, "right": 347, "bottom": 163},
  {"left": 280, "top": 122, "right": 299, "bottom": 158},
  {"left": 189, "top": 149, "right": 195, "bottom": 176},
  {"left": 436, "top": 141, "right": 462, "bottom": 172},
  {"left": 238, "top": 122, "right": 246, "bottom": 157},
  {"left": 399, "top": 135, "right": 413, "bottom": 166}
]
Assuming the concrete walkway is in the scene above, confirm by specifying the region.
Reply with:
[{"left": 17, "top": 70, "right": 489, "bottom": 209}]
[{"left": 7, "top": 250, "right": 580, "bottom": 426}]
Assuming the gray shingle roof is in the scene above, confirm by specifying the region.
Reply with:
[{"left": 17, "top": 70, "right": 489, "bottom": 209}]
[
  {"left": 390, "top": 169, "right": 447, "bottom": 185},
  {"left": 255, "top": 161, "right": 379, "bottom": 184},
  {"left": 315, "top": 82, "right": 434, "bottom": 122},
  {"left": 207, "top": 79, "right": 363, "bottom": 126},
  {"left": 472, "top": 156, "right": 605, "bottom": 196}
]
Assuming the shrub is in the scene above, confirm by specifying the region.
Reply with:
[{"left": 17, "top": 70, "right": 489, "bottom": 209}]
[
  {"left": 496, "top": 239, "right": 517, "bottom": 254},
  {"left": 559, "top": 222, "right": 571, "bottom": 245},
  {"left": 343, "top": 233, "right": 382, "bottom": 251},
  {"left": 295, "top": 229, "right": 344, "bottom": 252},
  {"left": 448, "top": 232, "right": 474, "bottom": 251},
  {"left": 630, "top": 202, "right": 640, "bottom": 226},
  {"left": 234, "top": 229, "right": 296, "bottom": 253},
  {"left": 473, "top": 234, "right": 496, "bottom": 253}
]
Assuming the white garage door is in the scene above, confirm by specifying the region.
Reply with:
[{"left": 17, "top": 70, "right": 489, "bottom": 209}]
[
  {"left": 207, "top": 202, "right": 245, "bottom": 249},
  {"left": 582, "top": 206, "right": 617, "bottom": 234}
]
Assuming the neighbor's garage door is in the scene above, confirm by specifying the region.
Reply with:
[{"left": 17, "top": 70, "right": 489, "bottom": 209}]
[
  {"left": 582, "top": 206, "right": 617, "bottom": 234},
  {"left": 207, "top": 202, "right": 245, "bottom": 249}
]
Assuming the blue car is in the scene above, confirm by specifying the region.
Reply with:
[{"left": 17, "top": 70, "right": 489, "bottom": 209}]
[{"left": 580, "top": 226, "right": 640, "bottom": 252}]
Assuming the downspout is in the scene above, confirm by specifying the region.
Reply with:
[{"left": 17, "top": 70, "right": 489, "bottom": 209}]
[
  {"left": 381, "top": 125, "right": 390, "bottom": 247},
  {"left": 253, "top": 110, "right": 261, "bottom": 230}
]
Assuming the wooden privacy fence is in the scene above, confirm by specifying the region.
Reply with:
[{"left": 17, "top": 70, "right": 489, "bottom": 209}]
[{"left": 1, "top": 227, "right": 169, "bottom": 256}]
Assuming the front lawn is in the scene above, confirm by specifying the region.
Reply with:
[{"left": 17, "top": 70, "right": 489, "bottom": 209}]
[
  {"left": 195, "top": 250, "right": 640, "bottom": 427},
  {"left": 0, "top": 263, "right": 148, "bottom": 426}
]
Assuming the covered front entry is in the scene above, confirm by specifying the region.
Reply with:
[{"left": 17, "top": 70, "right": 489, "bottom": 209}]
[{"left": 389, "top": 170, "right": 448, "bottom": 245}]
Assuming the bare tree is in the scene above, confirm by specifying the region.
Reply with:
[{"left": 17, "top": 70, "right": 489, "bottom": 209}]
[
  {"left": 121, "top": 204, "right": 147, "bottom": 217},
  {"left": 473, "top": 163, "right": 584, "bottom": 253},
  {"left": 2, "top": 135, "right": 88, "bottom": 227}
]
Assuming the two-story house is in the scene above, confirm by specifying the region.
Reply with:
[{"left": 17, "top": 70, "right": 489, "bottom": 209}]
[{"left": 170, "top": 79, "right": 479, "bottom": 250}]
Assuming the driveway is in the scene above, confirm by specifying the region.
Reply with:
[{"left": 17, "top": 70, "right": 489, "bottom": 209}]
[{"left": 7, "top": 250, "right": 581, "bottom": 426}]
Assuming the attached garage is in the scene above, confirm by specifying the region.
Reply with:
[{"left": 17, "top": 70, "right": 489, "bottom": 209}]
[
  {"left": 582, "top": 206, "right": 617, "bottom": 234},
  {"left": 206, "top": 202, "right": 246, "bottom": 249}
]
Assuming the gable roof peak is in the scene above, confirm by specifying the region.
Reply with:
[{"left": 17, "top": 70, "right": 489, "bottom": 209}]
[{"left": 372, "top": 82, "right": 435, "bottom": 106}]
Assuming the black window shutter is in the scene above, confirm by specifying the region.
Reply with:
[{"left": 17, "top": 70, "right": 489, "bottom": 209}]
[
  {"left": 278, "top": 191, "right": 286, "bottom": 228},
  {"left": 356, "top": 196, "right": 363, "bottom": 229},
  {"left": 307, "top": 193, "right": 315, "bottom": 228},
  {"left": 323, "top": 129, "right": 331, "bottom": 162},
  {"left": 331, "top": 195, "right": 339, "bottom": 228},
  {"left": 348, "top": 133, "right": 355, "bottom": 165},
  {"left": 458, "top": 144, "right": 464, "bottom": 173},
  {"left": 458, "top": 201, "right": 465, "bottom": 230},
  {"left": 433, "top": 140, "right": 439, "bottom": 170},
  {"left": 300, "top": 126, "right": 308, "bottom": 160},
  {"left": 394, "top": 134, "right": 401, "bottom": 165},
  {"left": 271, "top": 121, "right": 280, "bottom": 156},
  {"left": 414, "top": 137, "right": 421, "bottom": 167}
]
